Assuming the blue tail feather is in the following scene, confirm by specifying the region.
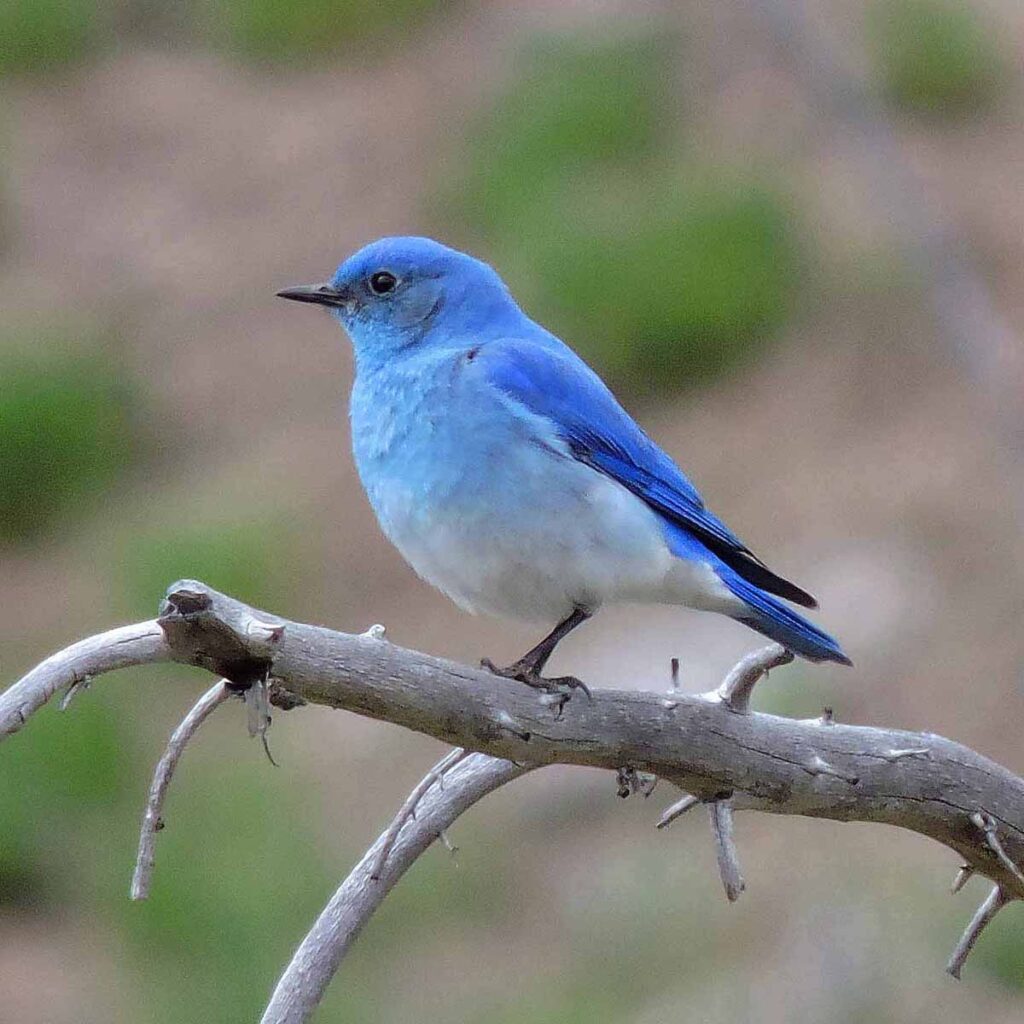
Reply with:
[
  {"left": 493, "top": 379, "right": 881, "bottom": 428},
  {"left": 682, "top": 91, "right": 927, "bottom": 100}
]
[{"left": 717, "top": 565, "right": 852, "bottom": 666}]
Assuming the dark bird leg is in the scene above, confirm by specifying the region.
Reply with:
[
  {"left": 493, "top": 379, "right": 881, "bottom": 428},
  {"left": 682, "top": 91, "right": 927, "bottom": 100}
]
[{"left": 482, "top": 607, "right": 592, "bottom": 698}]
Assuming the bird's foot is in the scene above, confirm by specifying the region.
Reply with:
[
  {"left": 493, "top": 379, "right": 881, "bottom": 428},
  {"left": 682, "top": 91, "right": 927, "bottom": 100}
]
[{"left": 480, "top": 657, "right": 592, "bottom": 703}]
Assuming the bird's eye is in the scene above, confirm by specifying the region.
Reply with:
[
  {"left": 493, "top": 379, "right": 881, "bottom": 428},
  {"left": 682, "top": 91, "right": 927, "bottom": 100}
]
[{"left": 369, "top": 271, "right": 397, "bottom": 295}]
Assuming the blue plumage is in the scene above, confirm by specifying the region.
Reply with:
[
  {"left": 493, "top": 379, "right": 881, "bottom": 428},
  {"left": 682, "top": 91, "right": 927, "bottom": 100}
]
[
  {"left": 277, "top": 236, "right": 850, "bottom": 682},
  {"left": 476, "top": 338, "right": 820, "bottom": 611}
]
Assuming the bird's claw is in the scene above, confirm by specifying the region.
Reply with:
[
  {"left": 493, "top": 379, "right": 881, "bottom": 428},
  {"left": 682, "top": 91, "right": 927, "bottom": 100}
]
[
  {"left": 480, "top": 658, "right": 593, "bottom": 703},
  {"left": 535, "top": 674, "right": 592, "bottom": 700}
]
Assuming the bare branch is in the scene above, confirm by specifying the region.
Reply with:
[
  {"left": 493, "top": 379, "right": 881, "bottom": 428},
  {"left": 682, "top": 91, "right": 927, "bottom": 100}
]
[
  {"left": 0, "top": 621, "right": 170, "bottom": 739},
  {"left": 5, "top": 577, "right": 1024, "bottom": 992},
  {"left": 947, "top": 885, "right": 1012, "bottom": 979},
  {"left": 131, "top": 679, "right": 232, "bottom": 901},
  {"left": 369, "top": 746, "right": 470, "bottom": 880},
  {"left": 711, "top": 643, "right": 793, "bottom": 713},
  {"left": 707, "top": 799, "right": 745, "bottom": 902},
  {"left": 260, "top": 753, "right": 530, "bottom": 1024},
  {"left": 4, "top": 580, "right": 1024, "bottom": 902}
]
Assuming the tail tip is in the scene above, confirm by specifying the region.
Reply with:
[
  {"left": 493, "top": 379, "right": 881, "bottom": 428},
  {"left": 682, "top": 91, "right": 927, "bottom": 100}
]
[{"left": 809, "top": 645, "right": 852, "bottom": 667}]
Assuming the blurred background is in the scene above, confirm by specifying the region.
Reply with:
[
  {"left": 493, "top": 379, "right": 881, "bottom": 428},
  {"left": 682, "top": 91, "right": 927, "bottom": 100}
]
[{"left": 0, "top": 0, "right": 1022, "bottom": 1020}]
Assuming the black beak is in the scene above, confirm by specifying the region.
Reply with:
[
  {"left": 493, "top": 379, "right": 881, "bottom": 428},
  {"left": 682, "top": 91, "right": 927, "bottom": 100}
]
[{"left": 275, "top": 282, "right": 349, "bottom": 308}]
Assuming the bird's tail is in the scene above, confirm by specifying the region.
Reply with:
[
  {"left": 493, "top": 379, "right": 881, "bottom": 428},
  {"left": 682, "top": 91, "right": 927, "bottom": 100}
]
[{"left": 717, "top": 566, "right": 852, "bottom": 666}]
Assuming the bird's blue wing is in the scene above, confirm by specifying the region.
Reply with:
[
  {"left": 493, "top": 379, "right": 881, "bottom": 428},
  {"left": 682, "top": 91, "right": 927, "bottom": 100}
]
[{"left": 474, "top": 338, "right": 817, "bottom": 609}]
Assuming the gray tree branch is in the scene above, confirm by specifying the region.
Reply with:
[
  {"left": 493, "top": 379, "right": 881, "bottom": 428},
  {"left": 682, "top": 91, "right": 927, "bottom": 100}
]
[
  {"left": 131, "top": 678, "right": 232, "bottom": 901},
  {"left": 260, "top": 754, "right": 530, "bottom": 1024},
  {"left": 2, "top": 576, "right": 1023, "bottom": 1004},
  {"left": 0, "top": 620, "right": 169, "bottom": 738}
]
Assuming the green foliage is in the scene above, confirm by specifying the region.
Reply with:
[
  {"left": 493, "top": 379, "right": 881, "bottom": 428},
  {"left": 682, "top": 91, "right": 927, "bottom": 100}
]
[
  {"left": 0, "top": 0, "right": 99, "bottom": 75},
  {"left": 439, "top": 32, "right": 798, "bottom": 393},
  {"left": 119, "top": 517, "right": 292, "bottom": 619},
  {"left": 453, "top": 34, "right": 669, "bottom": 235},
  {"left": 0, "top": 695, "right": 132, "bottom": 911},
  {"left": 118, "top": 756, "right": 333, "bottom": 1024},
  {"left": 0, "top": 0, "right": 450, "bottom": 74},
  {"left": 868, "top": 0, "right": 1004, "bottom": 117},
  {"left": 0, "top": 340, "right": 137, "bottom": 544},
  {"left": 205, "top": 0, "right": 447, "bottom": 64},
  {"left": 517, "top": 182, "right": 797, "bottom": 392}
]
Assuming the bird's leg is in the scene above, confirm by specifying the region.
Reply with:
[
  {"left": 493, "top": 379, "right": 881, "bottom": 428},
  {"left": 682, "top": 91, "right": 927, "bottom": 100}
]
[{"left": 481, "top": 607, "right": 592, "bottom": 699}]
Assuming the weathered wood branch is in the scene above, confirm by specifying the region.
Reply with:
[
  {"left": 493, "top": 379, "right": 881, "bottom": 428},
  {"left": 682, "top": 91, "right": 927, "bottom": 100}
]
[
  {"left": 131, "top": 679, "right": 232, "bottom": 901},
  {"left": 0, "top": 620, "right": 169, "bottom": 737},
  {"left": 260, "top": 753, "right": 530, "bottom": 1024},
  {"left": 3, "top": 577, "right": 1024, "bottom": 1000},
  {"left": 140, "top": 581, "right": 1024, "bottom": 896}
]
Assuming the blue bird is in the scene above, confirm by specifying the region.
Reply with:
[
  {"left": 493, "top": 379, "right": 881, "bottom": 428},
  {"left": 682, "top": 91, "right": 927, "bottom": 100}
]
[{"left": 278, "top": 237, "right": 850, "bottom": 693}]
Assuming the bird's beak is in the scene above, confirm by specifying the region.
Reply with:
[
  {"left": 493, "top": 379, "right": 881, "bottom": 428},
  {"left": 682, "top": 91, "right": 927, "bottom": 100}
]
[{"left": 275, "top": 282, "right": 349, "bottom": 309}]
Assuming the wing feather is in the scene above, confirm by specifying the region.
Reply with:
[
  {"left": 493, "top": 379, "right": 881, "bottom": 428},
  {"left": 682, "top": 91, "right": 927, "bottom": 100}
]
[{"left": 475, "top": 338, "right": 817, "bottom": 609}]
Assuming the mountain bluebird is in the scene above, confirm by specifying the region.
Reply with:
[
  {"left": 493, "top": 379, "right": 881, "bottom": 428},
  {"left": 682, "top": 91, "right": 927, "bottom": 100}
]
[{"left": 278, "top": 237, "right": 850, "bottom": 694}]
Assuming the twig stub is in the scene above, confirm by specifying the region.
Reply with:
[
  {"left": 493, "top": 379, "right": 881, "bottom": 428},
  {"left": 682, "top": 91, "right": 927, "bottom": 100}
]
[
  {"left": 657, "top": 793, "right": 699, "bottom": 829},
  {"left": 712, "top": 644, "right": 793, "bottom": 714},
  {"left": 707, "top": 799, "right": 745, "bottom": 902}
]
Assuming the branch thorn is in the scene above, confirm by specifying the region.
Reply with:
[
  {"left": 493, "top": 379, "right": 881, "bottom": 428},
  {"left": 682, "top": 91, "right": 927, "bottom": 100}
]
[
  {"left": 245, "top": 618, "right": 285, "bottom": 645},
  {"left": 439, "top": 829, "right": 459, "bottom": 865},
  {"left": 707, "top": 798, "right": 745, "bottom": 902},
  {"left": 657, "top": 793, "right": 699, "bottom": 829},
  {"left": 60, "top": 674, "right": 93, "bottom": 711},
  {"left": 951, "top": 864, "right": 974, "bottom": 894},
  {"left": 881, "top": 747, "right": 930, "bottom": 762}
]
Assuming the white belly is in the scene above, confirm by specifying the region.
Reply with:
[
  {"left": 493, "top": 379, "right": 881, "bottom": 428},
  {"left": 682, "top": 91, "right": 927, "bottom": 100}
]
[{"left": 390, "top": 460, "right": 741, "bottom": 624}]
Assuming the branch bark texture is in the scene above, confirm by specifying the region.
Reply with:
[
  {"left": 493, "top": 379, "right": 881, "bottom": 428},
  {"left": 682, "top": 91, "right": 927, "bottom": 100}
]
[
  {"left": 142, "top": 580, "right": 1024, "bottom": 899},
  {"left": 3, "top": 577, "right": 1024, "bottom": 1003},
  {"left": 4, "top": 580, "right": 1024, "bottom": 899}
]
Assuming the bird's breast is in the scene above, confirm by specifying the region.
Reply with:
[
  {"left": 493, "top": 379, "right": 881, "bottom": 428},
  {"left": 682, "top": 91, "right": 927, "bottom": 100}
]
[
  {"left": 350, "top": 357, "right": 476, "bottom": 517},
  {"left": 348, "top": 354, "right": 680, "bottom": 622}
]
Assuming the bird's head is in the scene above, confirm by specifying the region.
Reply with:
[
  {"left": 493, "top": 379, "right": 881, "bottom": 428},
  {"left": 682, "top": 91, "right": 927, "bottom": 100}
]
[{"left": 277, "top": 236, "right": 521, "bottom": 364}]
